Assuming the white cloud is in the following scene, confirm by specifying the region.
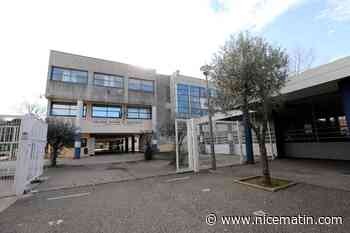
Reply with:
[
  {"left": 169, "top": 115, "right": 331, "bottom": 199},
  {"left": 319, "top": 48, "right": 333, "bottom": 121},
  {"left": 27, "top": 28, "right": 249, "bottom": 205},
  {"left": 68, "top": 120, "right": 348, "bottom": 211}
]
[
  {"left": 0, "top": 0, "right": 302, "bottom": 114},
  {"left": 318, "top": 0, "right": 350, "bottom": 21}
]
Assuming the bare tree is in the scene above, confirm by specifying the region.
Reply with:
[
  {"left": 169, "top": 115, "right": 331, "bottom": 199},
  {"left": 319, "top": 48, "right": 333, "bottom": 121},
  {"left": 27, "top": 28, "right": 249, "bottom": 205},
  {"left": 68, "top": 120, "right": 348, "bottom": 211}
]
[
  {"left": 211, "top": 32, "right": 289, "bottom": 185},
  {"left": 289, "top": 46, "right": 316, "bottom": 75},
  {"left": 19, "top": 101, "right": 46, "bottom": 119}
]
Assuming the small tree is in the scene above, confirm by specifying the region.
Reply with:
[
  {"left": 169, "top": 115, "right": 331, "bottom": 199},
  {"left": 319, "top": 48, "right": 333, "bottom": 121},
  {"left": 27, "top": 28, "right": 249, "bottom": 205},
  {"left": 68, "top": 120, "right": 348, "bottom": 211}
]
[
  {"left": 159, "top": 116, "right": 187, "bottom": 166},
  {"left": 47, "top": 118, "right": 75, "bottom": 167},
  {"left": 212, "top": 32, "right": 288, "bottom": 185}
]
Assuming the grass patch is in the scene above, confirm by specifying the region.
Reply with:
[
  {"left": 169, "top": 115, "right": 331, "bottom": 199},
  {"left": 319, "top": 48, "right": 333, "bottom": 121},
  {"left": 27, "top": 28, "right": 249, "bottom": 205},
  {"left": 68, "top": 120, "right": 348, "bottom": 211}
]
[{"left": 234, "top": 176, "right": 296, "bottom": 192}]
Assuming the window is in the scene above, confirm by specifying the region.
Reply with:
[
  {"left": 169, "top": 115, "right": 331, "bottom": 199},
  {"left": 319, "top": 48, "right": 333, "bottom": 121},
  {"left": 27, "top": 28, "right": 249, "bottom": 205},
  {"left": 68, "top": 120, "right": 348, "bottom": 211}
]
[
  {"left": 141, "top": 80, "right": 154, "bottom": 92},
  {"left": 92, "top": 105, "right": 121, "bottom": 118},
  {"left": 127, "top": 107, "right": 152, "bottom": 119},
  {"left": 176, "top": 84, "right": 190, "bottom": 118},
  {"left": 128, "top": 78, "right": 141, "bottom": 90},
  {"left": 128, "top": 78, "right": 154, "bottom": 92},
  {"left": 94, "top": 73, "right": 123, "bottom": 88},
  {"left": 51, "top": 103, "right": 77, "bottom": 117},
  {"left": 50, "top": 102, "right": 86, "bottom": 117},
  {"left": 51, "top": 67, "right": 88, "bottom": 84}
]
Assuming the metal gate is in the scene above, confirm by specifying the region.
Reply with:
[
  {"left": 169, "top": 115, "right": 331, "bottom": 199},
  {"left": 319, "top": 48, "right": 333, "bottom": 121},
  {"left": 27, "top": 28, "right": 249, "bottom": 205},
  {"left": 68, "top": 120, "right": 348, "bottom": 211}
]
[
  {"left": 195, "top": 120, "right": 244, "bottom": 170},
  {"left": 0, "top": 114, "right": 47, "bottom": 197},
  {"left": 175, "top": 117, "right": 276, "bottom": 173}
]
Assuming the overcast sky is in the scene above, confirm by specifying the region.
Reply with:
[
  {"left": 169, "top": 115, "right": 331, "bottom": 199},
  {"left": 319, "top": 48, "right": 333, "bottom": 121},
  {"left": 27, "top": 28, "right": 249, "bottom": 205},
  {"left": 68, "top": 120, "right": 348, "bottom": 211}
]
[{"left": 1, "top": 0, "right": 349, "bottom": 114}]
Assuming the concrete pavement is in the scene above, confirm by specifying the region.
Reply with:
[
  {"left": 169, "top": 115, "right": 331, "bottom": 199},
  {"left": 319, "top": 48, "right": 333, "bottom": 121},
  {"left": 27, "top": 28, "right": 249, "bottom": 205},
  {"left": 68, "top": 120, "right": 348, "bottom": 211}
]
[{"left": 1, "top": 162, "right": 350, "bottom": 233}]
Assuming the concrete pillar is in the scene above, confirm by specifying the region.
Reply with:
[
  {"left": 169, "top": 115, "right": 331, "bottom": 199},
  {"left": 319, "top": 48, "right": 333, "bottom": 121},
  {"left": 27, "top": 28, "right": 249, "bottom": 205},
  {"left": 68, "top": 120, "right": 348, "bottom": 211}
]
[
  {"left": 131, "top": 136, "right": 135, "bottom": 152},
  {"left": 151, "top": 106, "right": 158, "bottom": 151},
  {"left": 340, "top": 79, "right": 350, "bottom": 131},
  {"left": 74, "top": 100, "right": 83, "bottom": 159},
  {"left": 87, "top": 137, "right": 95, "bottom": 156},
  {"left": 125, "top": 137, "right": 129, "bottom": 153}
]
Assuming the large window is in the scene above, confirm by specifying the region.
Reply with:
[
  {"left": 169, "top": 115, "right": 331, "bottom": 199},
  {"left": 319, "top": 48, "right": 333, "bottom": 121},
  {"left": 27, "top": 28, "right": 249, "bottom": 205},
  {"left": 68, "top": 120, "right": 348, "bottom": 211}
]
[
  {"left": 51, "top": 67, "right": 88, "bottom": 84},
  {"left": 51, "top": 102, "right": 86, "bottom": 117},
  {"left": 92, "top": 105, "right": 121, "bottom": 118},
  {"left": 177, "top": 84, "right": 190, "bottom": 118},
  {"left": 128, "top": 78, "right": 154, "bottom": 92},
  {"left": 127, "top": 107, "right": 152, "bottom": 119},
  {"left": 94, "top": 73, "right": 124, "bottom": 88},
  {"left": 176, "top": 84, "right": 209, "bottom": 118}
]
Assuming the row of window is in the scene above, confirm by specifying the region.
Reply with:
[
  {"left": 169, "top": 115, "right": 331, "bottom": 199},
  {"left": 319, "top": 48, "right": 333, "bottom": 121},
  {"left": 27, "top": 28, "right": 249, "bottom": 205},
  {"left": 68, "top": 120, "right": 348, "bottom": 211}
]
[
  {"left": 51, "top": 67, "right": 154, "bottom": 92},
  {"left": 50, "top": 103, "right": 152, "bottom": 119}
]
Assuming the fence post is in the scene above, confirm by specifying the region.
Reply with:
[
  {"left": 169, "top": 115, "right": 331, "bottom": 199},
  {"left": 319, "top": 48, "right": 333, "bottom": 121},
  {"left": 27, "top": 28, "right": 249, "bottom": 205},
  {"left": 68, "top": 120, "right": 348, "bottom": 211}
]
[
  {"left": 190, "top": 119, "right": 199, "bottom": 172},
  {"left": 236, "top": 121, "right": 245, "bottom": 164}
]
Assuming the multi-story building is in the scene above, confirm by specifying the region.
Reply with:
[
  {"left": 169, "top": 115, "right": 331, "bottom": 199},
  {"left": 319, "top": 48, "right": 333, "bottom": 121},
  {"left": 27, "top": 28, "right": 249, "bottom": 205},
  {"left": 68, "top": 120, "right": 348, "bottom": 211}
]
[{"left": 45, "top": 50, "right": 212, "bottom": 158}]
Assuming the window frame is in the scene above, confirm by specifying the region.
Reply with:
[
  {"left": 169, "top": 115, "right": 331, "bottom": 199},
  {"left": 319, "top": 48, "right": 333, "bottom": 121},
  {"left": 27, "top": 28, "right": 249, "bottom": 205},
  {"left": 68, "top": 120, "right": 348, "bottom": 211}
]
[
  {"left": 128, "top": 78, "right": 154, "bottom": 93},
  {"left": 93, "top": 72, "right": 124, "bottom": 88},
  {"left": 127, "top": 106, "right": 152, "bottom": 120},
  {"left": 91, "top": 104, "right": 122, "bottom": 119},
  {"left": 50, "top": 102, "right": 87, "bottom": 117},
  {"left": 50, "top": 66, "right": 88, "bottom": 84}
]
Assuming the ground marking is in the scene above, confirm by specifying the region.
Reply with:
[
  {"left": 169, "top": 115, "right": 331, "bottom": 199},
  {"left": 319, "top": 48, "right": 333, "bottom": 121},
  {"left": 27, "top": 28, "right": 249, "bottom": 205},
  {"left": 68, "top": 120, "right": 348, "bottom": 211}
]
[
  {"left": 201, "top": 188, "right": 211, "bottom": 192},
  {"left": 166, "top": 176, "right": 190, "bottom": 182},
  {"left": 253, "top": 210, "right": 268, "bottom": 216},
  {"left": 48, "top": 219, "right": 64, "bottom": 226},
  {"left": 47, "top": 192, "right": 90, "bottom": 201}
]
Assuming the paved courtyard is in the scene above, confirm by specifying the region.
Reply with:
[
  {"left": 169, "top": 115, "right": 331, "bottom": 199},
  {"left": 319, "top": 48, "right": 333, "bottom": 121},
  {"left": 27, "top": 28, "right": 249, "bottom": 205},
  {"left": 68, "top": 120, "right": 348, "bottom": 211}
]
[
  {"left": 1, "top": 158, "right": 350, "bottom": 233},
  {"left": 38, "top": 153, "right": 242, "bottom": 191},
  {"left": 38, "top": 156, "right": 176, "bottom": 191}
]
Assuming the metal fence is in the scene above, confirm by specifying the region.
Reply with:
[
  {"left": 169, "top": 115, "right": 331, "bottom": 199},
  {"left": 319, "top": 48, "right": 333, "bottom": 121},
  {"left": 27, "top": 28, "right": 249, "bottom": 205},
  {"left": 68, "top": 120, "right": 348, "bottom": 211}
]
[
  {"left": 175, "top": 118, "right": 277, "bottom": 173},
  {"left": 0, "top": 114, "right": 47, "bottom": 197}
]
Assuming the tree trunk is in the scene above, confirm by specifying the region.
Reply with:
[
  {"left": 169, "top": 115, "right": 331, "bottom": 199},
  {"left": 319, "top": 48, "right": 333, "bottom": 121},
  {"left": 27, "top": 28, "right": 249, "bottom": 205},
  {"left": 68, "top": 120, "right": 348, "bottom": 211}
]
[
  {"left": 51, "top": 147, "right": 58, "bottom": 167},
  {"left": 259, "top": 141, "right": 271, "bottom": 186}
]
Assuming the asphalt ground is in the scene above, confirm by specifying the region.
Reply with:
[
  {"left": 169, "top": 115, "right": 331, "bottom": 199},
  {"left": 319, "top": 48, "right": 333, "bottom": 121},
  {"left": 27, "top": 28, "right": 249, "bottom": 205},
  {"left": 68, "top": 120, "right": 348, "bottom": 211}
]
[{"left": 1, "top": 166, "right": 349, "bottom": 233}]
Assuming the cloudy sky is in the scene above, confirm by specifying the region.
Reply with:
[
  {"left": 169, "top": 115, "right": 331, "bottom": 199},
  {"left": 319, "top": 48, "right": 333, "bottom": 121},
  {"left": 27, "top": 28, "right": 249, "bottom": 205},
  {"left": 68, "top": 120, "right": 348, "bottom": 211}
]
[{"left": 1, "top": 0, "right": 349, "bottom": 114}]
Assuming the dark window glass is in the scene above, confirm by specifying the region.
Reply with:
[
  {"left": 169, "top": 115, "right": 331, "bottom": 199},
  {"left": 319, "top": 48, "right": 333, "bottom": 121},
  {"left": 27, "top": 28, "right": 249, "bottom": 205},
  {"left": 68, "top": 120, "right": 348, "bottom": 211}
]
[
  {"left": 92, "top": 105, "right": 121, "bottom": 118},
  {"left": 94, "top": 73, "right": 123, "bottom": 88},
  {"left": 127, "top": 107, "right": 151, "bottom": 119},
  {"left": 51, "top": 67, "right": 88, "bottom": 84}
]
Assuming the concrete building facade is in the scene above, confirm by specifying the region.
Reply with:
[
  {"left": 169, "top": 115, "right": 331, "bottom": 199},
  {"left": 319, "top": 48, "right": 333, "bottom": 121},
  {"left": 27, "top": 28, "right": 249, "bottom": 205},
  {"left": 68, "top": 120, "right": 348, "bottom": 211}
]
[{"left": 45, "top": 51, "right": 211, "bottom": 158}]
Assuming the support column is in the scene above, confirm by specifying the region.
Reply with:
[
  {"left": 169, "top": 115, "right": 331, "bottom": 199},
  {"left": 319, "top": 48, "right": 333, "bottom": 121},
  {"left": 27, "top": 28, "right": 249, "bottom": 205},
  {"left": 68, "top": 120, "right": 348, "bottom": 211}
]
[
  {"left": 87, "top": 137, "right": 95, "bottom": 156},
  {"left": 125, "top": 137, "right": 129, "bottom": 153},
  {"left": 131, "top": 136, "right": 135, "bottom": 153},
  {"left": 340, "top": 79, "right": 350, "bottom": 131},
  {"left": 243, "top": 112, "right": 254, "bottom": 163},
  {"left": 74, "top": 100, "right": 83, "bottom": 159},
  {"left": 151, "top": 106, "right": 158, "bottom": 151}
]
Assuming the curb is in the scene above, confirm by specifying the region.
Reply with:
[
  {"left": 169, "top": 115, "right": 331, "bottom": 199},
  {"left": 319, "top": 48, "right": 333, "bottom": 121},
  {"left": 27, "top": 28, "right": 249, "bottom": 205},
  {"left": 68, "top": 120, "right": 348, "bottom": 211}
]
[
  {"left": 0, "top": 196, "right": 17, "bottom": 214},
  {"left": 36, "top": 171, "right": 180, "bottom": 193}
]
